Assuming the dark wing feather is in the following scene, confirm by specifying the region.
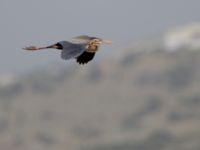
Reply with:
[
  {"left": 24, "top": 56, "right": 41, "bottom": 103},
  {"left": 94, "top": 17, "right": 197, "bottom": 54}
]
[{"left": 76, "top": 52, "right": 95, "bottom": 64}]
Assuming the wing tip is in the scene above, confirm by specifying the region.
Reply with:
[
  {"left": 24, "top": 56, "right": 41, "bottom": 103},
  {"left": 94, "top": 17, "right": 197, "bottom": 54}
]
[
  {"left": 76, "top": 52, "right": 95, "bottom": 65},
  {"left": 76, "top": 60, "right": 89, "bottom": 65}
]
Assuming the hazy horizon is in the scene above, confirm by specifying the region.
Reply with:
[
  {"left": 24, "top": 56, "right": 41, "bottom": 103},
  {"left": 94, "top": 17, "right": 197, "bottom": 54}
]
[
  {"left": 1, "top": 1, "right": 200, "bottom": 150},
  {"left": 1, "top": 0, "right": 200, "bottom": 73}
]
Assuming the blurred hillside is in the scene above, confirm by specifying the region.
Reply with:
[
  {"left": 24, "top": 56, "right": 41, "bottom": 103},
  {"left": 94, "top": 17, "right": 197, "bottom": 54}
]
[{"left": 1, "top": 43, "right": 200, "bottom": 150}]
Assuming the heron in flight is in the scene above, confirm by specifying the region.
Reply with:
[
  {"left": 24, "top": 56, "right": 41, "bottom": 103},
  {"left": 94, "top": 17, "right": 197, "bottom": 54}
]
[{"left": 23, "top": 35, "right": 112, "bottom": 64}]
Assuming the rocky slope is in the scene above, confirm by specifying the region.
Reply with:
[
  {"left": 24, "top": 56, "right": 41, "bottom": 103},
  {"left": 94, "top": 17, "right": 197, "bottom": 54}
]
[{"left": 0, "top": 47, "right": 200, "bottom": 150}]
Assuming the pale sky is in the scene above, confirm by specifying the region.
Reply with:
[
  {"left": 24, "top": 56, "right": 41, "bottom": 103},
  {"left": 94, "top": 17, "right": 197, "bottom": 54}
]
[{"left": 0, "top": 0, "right": 200, "bottom": 73}]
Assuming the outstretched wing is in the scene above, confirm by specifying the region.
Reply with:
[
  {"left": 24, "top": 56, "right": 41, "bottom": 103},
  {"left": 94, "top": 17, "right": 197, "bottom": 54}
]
[
  {"left": 60, "top": 41, "right": 87, "bottom": 60},
  {"left": 76, "top": 52, "right": 96, "bottom": 64}
]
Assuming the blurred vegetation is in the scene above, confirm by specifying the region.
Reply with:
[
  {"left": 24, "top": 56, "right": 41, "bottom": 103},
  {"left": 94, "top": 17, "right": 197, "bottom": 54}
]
[{"left": 0, "top": 47, "right": 200, "bottom": 150}]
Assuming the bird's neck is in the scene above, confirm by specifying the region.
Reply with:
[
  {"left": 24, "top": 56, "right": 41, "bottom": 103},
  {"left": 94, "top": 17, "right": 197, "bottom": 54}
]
[{"left": 86, "top": 45, "right": 99, "bottom": 53}]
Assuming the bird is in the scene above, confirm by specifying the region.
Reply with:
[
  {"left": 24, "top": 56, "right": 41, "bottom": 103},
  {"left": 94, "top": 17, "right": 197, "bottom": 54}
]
[{"left": 23, "top": 35, "right": 112, "bottom": 65}]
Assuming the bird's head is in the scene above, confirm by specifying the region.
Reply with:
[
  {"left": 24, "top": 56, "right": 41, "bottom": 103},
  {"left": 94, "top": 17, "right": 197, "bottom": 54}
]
[
  {"left": 88, "top": 38, "right": 112, "bottom": 47},
  {"left": 73, "top": 35, "right": 112, "bottom": 46}
]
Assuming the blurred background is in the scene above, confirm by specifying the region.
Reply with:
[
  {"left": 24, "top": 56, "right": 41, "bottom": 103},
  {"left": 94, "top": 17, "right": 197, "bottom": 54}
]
[{"left": 0, "top": 0, "right": 200, "bottom": 150}]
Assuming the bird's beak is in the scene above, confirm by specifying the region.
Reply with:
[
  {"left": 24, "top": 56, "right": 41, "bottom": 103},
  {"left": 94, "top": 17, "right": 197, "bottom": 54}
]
[{"left": 101, "top": 40, "right": 112, "bottom": 44}]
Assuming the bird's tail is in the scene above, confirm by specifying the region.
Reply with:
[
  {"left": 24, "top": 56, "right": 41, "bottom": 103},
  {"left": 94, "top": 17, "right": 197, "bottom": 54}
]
[
  {"left": 23, "top": 44, "right": 60, "bottom": 51},
  {"left": 23, "top": 46, "right": 50, "bottom": 51}
]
